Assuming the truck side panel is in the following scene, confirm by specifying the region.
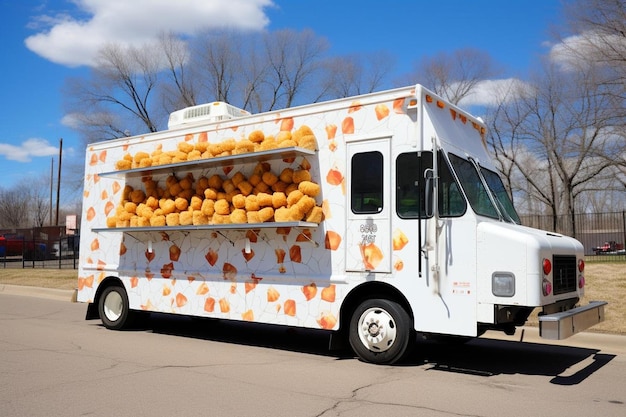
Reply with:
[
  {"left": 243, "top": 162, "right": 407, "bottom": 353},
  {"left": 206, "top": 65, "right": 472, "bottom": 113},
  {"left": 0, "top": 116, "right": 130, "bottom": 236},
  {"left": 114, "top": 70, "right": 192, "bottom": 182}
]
[{"left": 78, "top": 87, "right": 425, "bottom": 331}]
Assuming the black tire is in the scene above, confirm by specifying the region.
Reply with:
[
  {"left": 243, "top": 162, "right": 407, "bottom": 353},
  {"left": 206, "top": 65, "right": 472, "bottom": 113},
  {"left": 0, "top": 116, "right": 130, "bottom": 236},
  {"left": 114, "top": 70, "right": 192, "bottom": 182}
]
[
  {"left": 348, "top": 299, "right": 414, "bottom": 365},
  {"left": 98, "top": 286, "right": 130, "bottom": 330}
]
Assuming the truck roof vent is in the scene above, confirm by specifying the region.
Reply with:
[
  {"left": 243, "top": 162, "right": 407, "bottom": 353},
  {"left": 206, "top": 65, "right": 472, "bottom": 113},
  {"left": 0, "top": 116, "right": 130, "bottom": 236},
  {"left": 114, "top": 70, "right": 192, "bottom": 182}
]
[{"left": 168, "top": 102, "right": 250, "bottom": 129}]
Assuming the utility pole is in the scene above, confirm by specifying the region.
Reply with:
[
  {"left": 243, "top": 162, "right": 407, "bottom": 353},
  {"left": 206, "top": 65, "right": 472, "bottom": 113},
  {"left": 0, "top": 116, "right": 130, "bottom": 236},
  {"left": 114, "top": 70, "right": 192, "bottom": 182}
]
[
  {"left": 55, "top": 138, "right": 62, "bottom": 226},
  {"left": 50, "top": 157, "right": 53, "bottom": 226}
]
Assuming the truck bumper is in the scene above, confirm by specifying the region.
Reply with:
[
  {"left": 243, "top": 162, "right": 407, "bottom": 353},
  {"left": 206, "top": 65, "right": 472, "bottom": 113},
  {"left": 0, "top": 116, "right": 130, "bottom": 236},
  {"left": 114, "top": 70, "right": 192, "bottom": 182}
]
[{"left": 539, "top": 301, "right": 607, "bottom": 340}]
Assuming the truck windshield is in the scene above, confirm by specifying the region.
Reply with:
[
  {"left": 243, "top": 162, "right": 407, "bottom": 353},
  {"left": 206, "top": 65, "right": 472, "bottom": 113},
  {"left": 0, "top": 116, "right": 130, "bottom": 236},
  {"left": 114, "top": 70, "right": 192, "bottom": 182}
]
[
  {"left": 448, "top": 153, "right": 520, "bottom": 223},
  {"left": 479, "top": 167, "right": 521, "bottom": 224}
]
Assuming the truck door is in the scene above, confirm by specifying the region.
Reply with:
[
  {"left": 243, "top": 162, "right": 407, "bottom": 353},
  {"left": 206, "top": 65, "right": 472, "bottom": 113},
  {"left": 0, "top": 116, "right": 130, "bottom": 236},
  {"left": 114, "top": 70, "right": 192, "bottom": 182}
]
[{"left": 345, "top": 137, "right": 391, "bottom": 273}]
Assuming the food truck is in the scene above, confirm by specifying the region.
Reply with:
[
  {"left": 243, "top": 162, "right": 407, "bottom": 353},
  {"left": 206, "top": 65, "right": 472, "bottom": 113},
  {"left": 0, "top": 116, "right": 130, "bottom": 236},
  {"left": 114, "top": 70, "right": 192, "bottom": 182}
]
[{"left": 78, "top": 85, "right": 606, "bottom": 364}]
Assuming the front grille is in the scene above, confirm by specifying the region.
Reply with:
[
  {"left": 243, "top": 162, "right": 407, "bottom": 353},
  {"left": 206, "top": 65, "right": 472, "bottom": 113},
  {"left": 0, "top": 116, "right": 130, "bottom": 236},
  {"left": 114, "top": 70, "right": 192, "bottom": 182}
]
[{"left": 553, "top": 255, "right": 577, "bottom": 295}]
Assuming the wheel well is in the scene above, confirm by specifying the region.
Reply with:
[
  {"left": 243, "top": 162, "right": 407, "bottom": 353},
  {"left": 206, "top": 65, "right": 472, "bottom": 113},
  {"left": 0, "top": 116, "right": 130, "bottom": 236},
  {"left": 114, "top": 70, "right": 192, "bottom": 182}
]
[
  {"left": 338, "top": 281, "right": 414, "bottom": 332},
  {"left": 85, "top": 276, "right": 125, "bottom": 320}
]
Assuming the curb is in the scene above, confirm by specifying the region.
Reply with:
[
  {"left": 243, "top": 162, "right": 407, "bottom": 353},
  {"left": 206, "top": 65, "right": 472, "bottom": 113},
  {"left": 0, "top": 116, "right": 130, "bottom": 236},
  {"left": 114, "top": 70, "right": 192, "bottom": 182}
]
[{"left": 0, "top": 284, "right": 77, "bottom": 302}]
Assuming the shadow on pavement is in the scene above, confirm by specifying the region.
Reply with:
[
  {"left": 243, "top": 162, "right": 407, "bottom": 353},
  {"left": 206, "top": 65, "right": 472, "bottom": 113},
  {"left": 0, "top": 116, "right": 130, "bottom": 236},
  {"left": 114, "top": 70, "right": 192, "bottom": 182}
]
[
  {"left": 408, "top": 336, "right": 614, "bottom": 385},
  {"left": 104, "top": 311, "right": 615, "bottom": 385}
]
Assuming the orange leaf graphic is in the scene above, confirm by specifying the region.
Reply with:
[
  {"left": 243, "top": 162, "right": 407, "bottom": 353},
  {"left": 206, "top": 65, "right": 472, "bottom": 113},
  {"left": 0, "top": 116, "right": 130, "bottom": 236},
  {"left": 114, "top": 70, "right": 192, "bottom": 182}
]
[
  {"left": 204, "top": 297, "right": 215, "bottom": 312},
  {"left": 284, "top": 299, "right": 296, "bottom": 316},
  {"left": 267, "top": 287, "right": 280, "bottom": 302},
  {"left": 175, "top": 293, "right": 187, "bottom": 307},
  {"left": 321, "top": 284, "right": 336, "bottom": 302},
  {"left": 196, "top": 282, "right": 209, "bottom": 295},
  {"left": 317, "top": 311, "right": 337, "bottom": 330},
  {"left": 86, "top": 207, "right": 96, "bottom": 222},
  {"left": 219, "top": 298, "right": 230, "bottom": 313},
  {"left": 342, "top": 117, "right": 354, "bottom": 134},
  {"left": 242, "top": 310, "right": 254, "bottom": 321},
  {"left": 302, "top": 282, "right": 317, "bottom": 301}
]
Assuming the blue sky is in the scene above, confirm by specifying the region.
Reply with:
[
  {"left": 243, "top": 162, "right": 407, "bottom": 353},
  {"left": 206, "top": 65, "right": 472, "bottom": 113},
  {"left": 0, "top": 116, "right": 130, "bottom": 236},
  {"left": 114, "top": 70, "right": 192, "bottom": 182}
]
[{"left": 0, "top": 0, "right": 565, "bottom": 200}]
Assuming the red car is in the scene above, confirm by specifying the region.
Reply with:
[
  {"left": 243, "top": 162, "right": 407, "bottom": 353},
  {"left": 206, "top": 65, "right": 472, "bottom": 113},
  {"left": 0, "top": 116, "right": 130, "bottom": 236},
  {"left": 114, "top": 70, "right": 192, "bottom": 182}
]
[
  {"left": 0, "top": 234, "right": 47, "bottom": 259},
  {"left": 593, "top": 241, "right": 625, "bottom": 255}
]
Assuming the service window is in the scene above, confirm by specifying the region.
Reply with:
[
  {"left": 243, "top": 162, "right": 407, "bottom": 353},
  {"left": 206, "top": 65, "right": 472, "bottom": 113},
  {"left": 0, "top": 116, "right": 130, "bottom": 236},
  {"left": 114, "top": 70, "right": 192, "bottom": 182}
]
[{"left": 351, "top": 151, "right": 383, "bottom": 214}]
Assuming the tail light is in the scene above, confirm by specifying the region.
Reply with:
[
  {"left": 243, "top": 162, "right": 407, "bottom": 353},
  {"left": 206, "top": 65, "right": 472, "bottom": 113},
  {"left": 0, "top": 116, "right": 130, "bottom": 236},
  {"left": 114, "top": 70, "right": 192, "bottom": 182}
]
[
  {"left": 542, "top": 258, "right": 552, "bottom": 275},
  {"left": 578, "top": 259, "right": 585, "bottom": 289}
]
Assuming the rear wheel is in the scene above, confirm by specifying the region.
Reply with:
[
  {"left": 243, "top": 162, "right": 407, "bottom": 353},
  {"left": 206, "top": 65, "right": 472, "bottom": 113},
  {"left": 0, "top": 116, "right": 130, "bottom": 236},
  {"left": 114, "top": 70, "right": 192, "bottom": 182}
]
[
  {"left": 349, "top": 299, "right": 414, "bottom": 365},
  {"left": 98, "top": 286, "right": 130, "bottom": 330}
]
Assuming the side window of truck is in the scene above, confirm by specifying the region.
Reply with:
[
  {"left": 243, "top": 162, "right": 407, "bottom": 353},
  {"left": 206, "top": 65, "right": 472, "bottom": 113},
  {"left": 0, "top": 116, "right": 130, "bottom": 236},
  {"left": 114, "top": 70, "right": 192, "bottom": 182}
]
[
  {"left": 351, "top": 151, "right": 383, "bottom": 214},
  {"left": 396, "top": 152, "right": 431, "bottom": 218},
  {"left": 395, "top": 151, "right": 466, "bottom": 218}
]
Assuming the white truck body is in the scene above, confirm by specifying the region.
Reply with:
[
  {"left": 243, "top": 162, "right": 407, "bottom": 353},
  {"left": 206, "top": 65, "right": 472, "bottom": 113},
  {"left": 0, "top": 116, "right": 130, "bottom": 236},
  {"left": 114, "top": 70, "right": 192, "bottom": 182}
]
[{"left": 78, "top": 85, "right": 605, "bottom": 364}]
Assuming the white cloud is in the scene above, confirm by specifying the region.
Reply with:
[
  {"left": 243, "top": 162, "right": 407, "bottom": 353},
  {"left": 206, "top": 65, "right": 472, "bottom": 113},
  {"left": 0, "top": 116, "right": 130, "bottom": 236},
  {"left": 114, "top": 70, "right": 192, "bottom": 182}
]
[
  {"left": 25, "top": 0, "right": 274, "bottom": 67},
  {"left": 458, "top": 78, "right": 533, "bottom": 107},
  {"left": 548, "top": 33, "right": 591, "bottom": 71},
  {"left": 548, "top": 30, "right": 626, "bottom": 71},
  {"left": 60, "top": 113, "right": 81, "bottom": 129},
  {"left": 0, "top": 138, "right": 59, "bottom": 162}
]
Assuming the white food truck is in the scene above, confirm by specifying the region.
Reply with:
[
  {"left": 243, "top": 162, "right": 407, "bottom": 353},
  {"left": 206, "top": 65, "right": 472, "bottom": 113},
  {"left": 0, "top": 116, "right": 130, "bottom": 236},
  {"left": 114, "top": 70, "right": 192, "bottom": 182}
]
[{"left": 78, "top": 85, "right": 606, "bottom": 364}]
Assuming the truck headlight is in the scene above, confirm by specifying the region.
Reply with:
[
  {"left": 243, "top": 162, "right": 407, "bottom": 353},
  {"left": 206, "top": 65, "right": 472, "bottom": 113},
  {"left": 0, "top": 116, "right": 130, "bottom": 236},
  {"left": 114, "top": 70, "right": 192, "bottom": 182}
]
[{"left": 492, "top": 272, "right": 515, "bottom": 297}]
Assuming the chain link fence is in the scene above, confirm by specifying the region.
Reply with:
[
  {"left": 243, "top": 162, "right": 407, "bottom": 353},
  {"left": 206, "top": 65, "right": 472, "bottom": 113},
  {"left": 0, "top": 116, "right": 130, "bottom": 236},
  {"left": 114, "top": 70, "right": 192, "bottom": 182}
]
[{"left": 519, "top": 211, "right": 626, "bottom": 262}]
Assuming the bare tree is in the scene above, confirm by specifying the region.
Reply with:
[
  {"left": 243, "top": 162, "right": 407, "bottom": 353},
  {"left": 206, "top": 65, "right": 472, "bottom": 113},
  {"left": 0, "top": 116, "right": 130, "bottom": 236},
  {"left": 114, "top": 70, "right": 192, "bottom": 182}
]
[
  {"left": 561, "top": 0, "right": 626, "bottom": 88},
  {"left": 0, "top": 176, "right": 50, "bottom": 228},
  {"left": 64, "top": 40, "right": 168, "bottom": 143},
  {"left": 182, "top": 29, "right": 334, "bottom": 113},
  {"left": 159, "top": 32, "right": 197, "bottom": 111},
  {"left": 191, "top": 30, "right": 244, "bottom": 105},
  {"left": 0, "top": 187, "right": 30, "bottom": 228},
  {"left": 262, "top": 29, "right": 329, "bottom": 110},
  {"left": 320, "top": 51, "right": 396, "bottom": 99},
  {"left": 401, "top": 48, "right": 501, "bottom": 104},
  {"left": 487, "top": 59, "right": 623, "bottom": 235},
  {"left": 559, "top": 0, "right": 626, "bottom": 194}
]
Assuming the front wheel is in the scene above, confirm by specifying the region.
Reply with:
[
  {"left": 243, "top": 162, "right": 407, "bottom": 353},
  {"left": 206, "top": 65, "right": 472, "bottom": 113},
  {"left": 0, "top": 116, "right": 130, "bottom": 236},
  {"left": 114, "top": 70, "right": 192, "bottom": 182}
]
[
  {"left": 98, "top": 286, "right": 130, "bottom": 330},
  {"left": 349, "top": 299, "right": 414, "bottom": 365}
]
